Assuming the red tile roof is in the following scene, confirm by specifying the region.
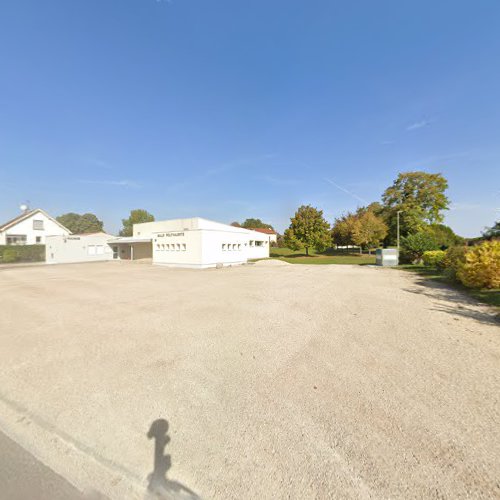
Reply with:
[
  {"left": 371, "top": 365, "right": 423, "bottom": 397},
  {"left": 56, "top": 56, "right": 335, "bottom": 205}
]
[{"left": 248, "top": 227, "right": 276, "bottom": 235}]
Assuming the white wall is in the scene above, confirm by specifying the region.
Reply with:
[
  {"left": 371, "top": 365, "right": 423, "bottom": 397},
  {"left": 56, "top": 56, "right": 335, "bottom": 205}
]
[
  {"left": 0, "top": 211, "right": 70, "bottom": 245},
  {"left": 46, "top": 233, "right": 114, "bottom": 264},
  {"left": 149, "top": 218, "right": 269, "bottom": 268}
]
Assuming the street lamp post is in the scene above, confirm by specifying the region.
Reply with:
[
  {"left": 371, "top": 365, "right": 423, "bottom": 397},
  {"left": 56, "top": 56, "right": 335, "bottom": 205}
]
[{"left": 397, "top": 210, "right": 403, "bottom": 251}]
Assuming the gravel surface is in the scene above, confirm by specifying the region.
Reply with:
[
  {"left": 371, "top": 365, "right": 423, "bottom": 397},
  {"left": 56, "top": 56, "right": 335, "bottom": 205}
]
[{"left": 0, "top": 262, "right": 498, "bottom": 499}]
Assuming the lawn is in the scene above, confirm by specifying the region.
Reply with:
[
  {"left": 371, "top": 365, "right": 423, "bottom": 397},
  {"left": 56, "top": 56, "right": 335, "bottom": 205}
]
[
  {"left": 397, "top": 265, "right": 500, "bottom": 309},
  {"left": 269, "top": 247, "right": 376, "bottom": 265}
]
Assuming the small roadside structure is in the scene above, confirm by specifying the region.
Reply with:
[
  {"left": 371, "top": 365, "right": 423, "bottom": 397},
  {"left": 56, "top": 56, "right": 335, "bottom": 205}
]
[
  {"left": 376, "top": 248, "right": 399, "bottom": 266},
  {"left": 46, "top": 233, "right": 115, "bottom": 264}
]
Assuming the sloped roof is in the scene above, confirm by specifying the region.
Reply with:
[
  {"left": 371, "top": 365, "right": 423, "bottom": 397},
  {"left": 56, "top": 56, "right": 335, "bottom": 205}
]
[
  {"left": 0, "top": 208, "right": 72, "bottom": 234},
  {"left": 247, "top": 227, "right": 277, "bottom": 235}
]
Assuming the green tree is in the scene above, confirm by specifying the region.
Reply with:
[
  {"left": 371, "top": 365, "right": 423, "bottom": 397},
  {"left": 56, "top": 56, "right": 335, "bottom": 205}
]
[
  {"left": 56, "top": 212, "right": 104, "bottom": 234},
  {"left": 284, "top": 205, "right": 331, "bottom": 256},
  {"left": 240, "top": 218, "right": 274, "bottom": 230},
  {"left": 483, "top": 221, "right": 500, "bottom": 240},
  {"left": 332, "top": 209, "right": 387, "bottom": 253},
  {"left": 381, "top": 171, "right": 450, "bottom": 243},
  {"left": 400, "top": 232, "right": 439, "bottom": 263},
  {"left": 331, "top": 213, "right": 358, "bottom": 247},
  {"left": 351, "top": 210, "right": 388, "bottom": 253},
  {"left": 423, "top": 223, "right": 463, "bottom": 249},
  {"left": 119, "top": 209, "right": 155, "bottom": 237}
]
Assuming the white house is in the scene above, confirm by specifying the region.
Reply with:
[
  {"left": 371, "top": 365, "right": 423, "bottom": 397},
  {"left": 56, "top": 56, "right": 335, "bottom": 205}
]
[
  {"left": 138, "top": 217, "right": 269, "bottom": 268},
  {"left": 0, "top": 208, "right": 70, "bottom": 245},
  {"left": 247, "top": 227, "right": 278, "bottom": 244},
  {"left": 46, "top": 233, "right": 115, "bottom": 264}
]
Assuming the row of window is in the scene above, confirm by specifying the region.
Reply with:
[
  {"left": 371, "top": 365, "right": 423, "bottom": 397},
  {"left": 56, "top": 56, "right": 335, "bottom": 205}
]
[
  {"left": 156, "top": 243, "right": 187, "bottom": 251},
  {"left": 5, "top": 235, "right": 42, "bottom": 245},
  {"left": 222, "top": 243, "right": 242, "bottom": 251},
  {"left": 88, "top": 245, "right": 110, "bottom": 255}
]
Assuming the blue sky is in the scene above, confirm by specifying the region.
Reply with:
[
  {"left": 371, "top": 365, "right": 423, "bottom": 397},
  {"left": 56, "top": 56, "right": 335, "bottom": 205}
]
[{"left": 1, "top": 0, "right": 499, "bottom": 236}]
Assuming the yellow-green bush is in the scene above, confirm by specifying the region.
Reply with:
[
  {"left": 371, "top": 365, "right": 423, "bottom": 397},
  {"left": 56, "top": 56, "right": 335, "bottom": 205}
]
[
  {"left": 422, "top": 250, "right": 446, "bottom": 267},
  {"left": 456, "top": 241, "right": 500, "bottom": 289},
  {"left": 442, "top": 245, "right": 468, "bottom": 279}
]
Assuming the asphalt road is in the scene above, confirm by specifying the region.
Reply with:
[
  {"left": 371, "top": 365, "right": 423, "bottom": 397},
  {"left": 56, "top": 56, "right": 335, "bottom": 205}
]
[{"left": 0, "top": 429, "right": 85, "bottom": 500}]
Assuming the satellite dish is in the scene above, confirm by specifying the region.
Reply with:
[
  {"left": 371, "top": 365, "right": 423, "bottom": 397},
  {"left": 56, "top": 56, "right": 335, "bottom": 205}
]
[{"left": 20, "top": 203, "right": 29, "bottom": 213}]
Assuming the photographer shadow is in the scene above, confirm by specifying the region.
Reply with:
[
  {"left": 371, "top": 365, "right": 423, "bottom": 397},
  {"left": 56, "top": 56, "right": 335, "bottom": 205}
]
[{"left": 146, "top": 419, "right": 200, "bottom": 500}]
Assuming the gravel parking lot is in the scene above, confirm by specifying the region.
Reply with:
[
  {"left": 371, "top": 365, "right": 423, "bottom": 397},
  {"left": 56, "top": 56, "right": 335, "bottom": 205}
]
[{"left": 0, "top": 261, "right": 498, "bottom": 499}]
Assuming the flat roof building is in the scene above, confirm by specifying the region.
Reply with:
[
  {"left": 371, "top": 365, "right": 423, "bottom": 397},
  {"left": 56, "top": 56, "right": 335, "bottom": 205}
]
[
  {"left": 138, "top": 217, "right": 270, "bottom": 268},
  {"left": 43, "top": 217, "right": 270, "bottom": 268}
]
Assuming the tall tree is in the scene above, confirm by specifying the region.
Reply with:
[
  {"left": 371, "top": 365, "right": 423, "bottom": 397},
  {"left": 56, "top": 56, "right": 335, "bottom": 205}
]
[
  {"left": 381, "top": 171, "right": 449, "bottom": 243},
  {"left": 284, "top": 205, "right": 331, "bottom": 256},
  {"left": 351, "top": 211, "right": 388, "bottom": 253},
  {"left": 56, "top": 212, "right": 104, "bottom": 234},
  {"left": 423, "top": 223, "right": 463, "bottom": 249},
  {"left": 119, "top": 209, "right": 155, "bottom": 237},
  {"left": 331, "top": 213, "right": 358, "bottom": 247},
  {"left": 240, "top": 218, "right": 274, "bottom": 230},
  {"left": 332, "top": 209, "right": 387, "bottom": 253}
]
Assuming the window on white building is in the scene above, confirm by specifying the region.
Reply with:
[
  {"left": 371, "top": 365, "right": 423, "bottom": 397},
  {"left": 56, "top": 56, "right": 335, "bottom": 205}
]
[
  {"left": 36, "top": 236, "right": 42, "bottom": 244},
  {"left": 255, "top": 241, "right": 264, "bottom": 247},
  {"left": 249, "top": 240, "right": 254, "bottom": 247},
  {"left": 222, "top": 244, "right": 226, "bottom": 251},
  {"left": 182, "top": 244, "right": 186, "bottom": 251},
  {"left": 88, "top": 245, "right": 96, "bottom": 255},
  {"left": 6, "top": 235, "right": 27, "bottom": 246},
  {"left": 33, "top": 220, "right": 44, "bottom": 230},
  {"left": 96, "top": 245, "right": 104, "bottom": 255},
  {"left": 232, "top": 244, "right": 237, "bottom": 250},
  {"left": 176, "top": 244, "right": 180, "bottom": 251}
]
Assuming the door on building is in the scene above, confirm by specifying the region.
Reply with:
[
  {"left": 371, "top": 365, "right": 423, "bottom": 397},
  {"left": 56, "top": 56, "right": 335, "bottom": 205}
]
[{"left": 112, "top": 246, "right": 118, "bottom": 259}]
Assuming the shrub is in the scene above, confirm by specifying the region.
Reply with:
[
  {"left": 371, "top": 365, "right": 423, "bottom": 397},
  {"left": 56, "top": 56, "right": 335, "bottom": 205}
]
[
  {"left": 442, "top": 245, "right": 468, "bottom": 280},
  {"left": 422, "top": 250, "right": 446, "bottom": 267},
  {"left": 0, "top": 245, "right": 45, "bottom": 263},
  {"left": 456, "top": 241, "right": 500, "bottom": 289},
  {"left": 400, "top": 232, "right": 439, "bottom": 263},
  {"left": 1, "top": 248, "right": 19, "bottom": 263}
]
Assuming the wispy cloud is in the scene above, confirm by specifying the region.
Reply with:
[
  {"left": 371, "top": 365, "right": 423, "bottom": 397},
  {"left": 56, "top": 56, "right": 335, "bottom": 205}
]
[
  {"left": 78, "top": 179, "right": 141, "bottom": 188},
  {"left": 324, "top": 178, "right": 368, "bottom": 204},
  {"left": 164, "top": 154, "right": 275, "bottom": 193},
  {"left": 256, "top": 175, "right": 297, "bottom": 186},
  {"left": 406, "top": 119, "right": 434, "bottom": 131},
  {"left": 449, "top": 202, "right": 482, "bottom": 211},
  {"left": 402, "top": 151, "right": 469, "bottom": 170},
  {"left": 86, "top": 158, "right": 113, "bottom": 169}
]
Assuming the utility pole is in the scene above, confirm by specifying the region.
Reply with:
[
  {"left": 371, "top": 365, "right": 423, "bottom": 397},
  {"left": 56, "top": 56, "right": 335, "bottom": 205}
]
[{"left": 397, "top": 210, "right": 403, "bottom": 251}]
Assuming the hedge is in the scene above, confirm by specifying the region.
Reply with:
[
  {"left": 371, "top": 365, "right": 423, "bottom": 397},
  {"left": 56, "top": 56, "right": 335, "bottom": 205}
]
[{"left": 0, "top": 245, "right": 46, "bottom": 263}]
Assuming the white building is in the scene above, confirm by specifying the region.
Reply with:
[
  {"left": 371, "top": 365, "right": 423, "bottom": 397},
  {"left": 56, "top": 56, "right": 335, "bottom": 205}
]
[
  {"left": 46, "top": 232, "right": 115, "bottom": 264},
  {"left": 40, "top": 216, "right": 270, "bottom": 268},
  {"left": 137, "top": 217, "right": 269, "bottom": 268},
  {"left": 0, "top": 208, "right": 70, "bottom": 245}
]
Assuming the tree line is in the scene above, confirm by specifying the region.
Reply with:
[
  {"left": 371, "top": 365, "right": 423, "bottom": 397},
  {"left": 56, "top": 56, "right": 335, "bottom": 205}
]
[
  {"left": 283, "top": 171, "right": 469, "bottom": 257},
  {"left": 55, "top": 171, "right": 497, "bottom": 255}
]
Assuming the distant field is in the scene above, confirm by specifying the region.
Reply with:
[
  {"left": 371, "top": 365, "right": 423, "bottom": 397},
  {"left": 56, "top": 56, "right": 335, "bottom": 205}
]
[{"left": 269, "top": 247, "right": 376, "bottom": 265}]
